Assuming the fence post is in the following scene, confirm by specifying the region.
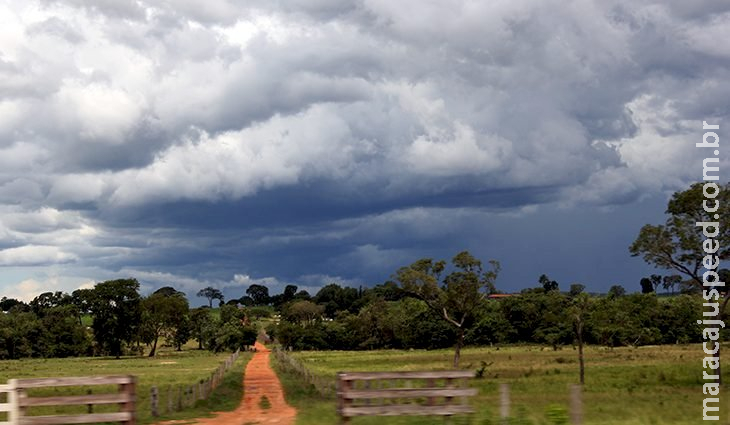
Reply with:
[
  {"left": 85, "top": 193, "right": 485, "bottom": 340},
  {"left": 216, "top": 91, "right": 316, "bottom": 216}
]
[
  {"left": 120, "top": 376, "right": 136, "bottom": 425},
  {"left": 7, "top": 379, "right": 18, "bottom": 425},
  {"left": 499, "top": 383, "right": 510, "bottom": 424},
  {"left": 570, "top": 384, "right": 582, "bottom": 425},
  {"left": 341, "top": 375, "right": 352, "bottom": 425},
  {"left": 177, "top": 385, "right": 183, "bottom": 411},
  {"left": 167, "top": 385, "right": 173, "bottom": 414},
  {"left": 87, "top": 389, "right": 93, "bottom": 414},
  {"left": 150, "top": 386, "right": 159, "bottom": 417}
]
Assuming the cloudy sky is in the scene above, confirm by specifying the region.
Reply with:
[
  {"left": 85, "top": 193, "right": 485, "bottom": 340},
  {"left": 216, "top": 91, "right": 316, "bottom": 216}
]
[{"left": 0, "top": 0, "right": 728, "bottom": 304}]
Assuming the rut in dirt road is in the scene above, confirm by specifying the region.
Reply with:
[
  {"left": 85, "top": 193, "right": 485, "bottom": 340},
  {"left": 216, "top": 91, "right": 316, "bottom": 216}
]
[{"left": 187, "top": 341, "right": 297, "bottom": 425}]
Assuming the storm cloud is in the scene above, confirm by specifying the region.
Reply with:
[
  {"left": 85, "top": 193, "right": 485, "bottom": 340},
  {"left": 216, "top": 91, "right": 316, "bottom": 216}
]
[{"left": 0, "top": 0, "right": 727, "bottom": 302}]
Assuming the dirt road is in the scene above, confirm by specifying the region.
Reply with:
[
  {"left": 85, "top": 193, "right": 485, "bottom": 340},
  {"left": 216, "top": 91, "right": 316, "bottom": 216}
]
[{"left": 178, "top": 342, "right": 297, "bottom": 425}]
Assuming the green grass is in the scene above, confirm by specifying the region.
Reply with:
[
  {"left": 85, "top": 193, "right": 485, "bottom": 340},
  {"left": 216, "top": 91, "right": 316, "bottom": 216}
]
[
  {"left": 0, "top": 346, "right": 251, "bottom": 424},
  {"left": 273, "top": 344, "right": 730, "bottom": 425}
]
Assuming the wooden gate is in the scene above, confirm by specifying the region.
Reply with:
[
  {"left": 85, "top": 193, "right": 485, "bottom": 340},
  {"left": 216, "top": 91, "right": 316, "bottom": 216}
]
[
  {"left": 336, "top": 370, "right": 476, "bottom": 423},
  {"left": 1, "top": 376, "right": 136, "bottom": 425}
]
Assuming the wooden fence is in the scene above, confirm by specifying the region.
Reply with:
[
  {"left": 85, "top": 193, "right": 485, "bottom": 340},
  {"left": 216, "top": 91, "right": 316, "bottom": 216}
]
[
  {"left": 2, "top": 375, "right": 136, "bottom": 425},
  {"left": 149, "top": 348, "right": 240, "bottom": 417},
  {"left": 336, "top": 371, "right": 477, "bottom": 423},
  {"left": 272, "top": 348, "right": 336, "bottom": 398}
]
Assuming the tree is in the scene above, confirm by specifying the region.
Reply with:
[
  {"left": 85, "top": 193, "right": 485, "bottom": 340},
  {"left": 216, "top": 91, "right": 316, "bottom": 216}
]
[
  {"left": 662, "top": 275, "right": 682, "bottom": 295},
  {"left": 154, "top": 286, "right": 181, "bottom": 297},
  {"left": 209, "top": 305, "right": 258, "bottom": 352},
  {"left": 314, "top": 283, "right": 360, "bottom": 318},
  {"left": 283, "top": 300, "right": 324, "bottom": 325},
  {"left": 630, "top": 183, "right": 730, "bottom": 383},
  {"left": 570, "top": 294, "right": 593, "bottom": 385},
  {"left": 197, "top": 287, "right": 224, "bottom": 308},
  {"left": 649, "top": 274, "right": 663, "bottom": 292},
  {"left": 283, "top": 284, "right": 298, "bottom": 301},
  {"left": 569, "top": 283, "right": 586, "bottom": 297},
  {"left": 539, "top": 274, "right": 559, "bottom": 292},
  {"left": 630, "top": 182, "right": 730, "bottom": 286},
  {"left": 607, "top": 285, "right": 626, "bottom": 299},
  {"left": 40, "top": 305, "right": 91, "bottom": 357},
  {"left": 396, "top": 251, "right": 500, "bottom": 367},
  {"left": 246, "top": 284, "right": 270, "bottom": 306},
  {"left": 30, "top": 291, "right": 71, "bottom": 316},
  {"left": 71, "top": 289, "right": 95, "bottom": 325},
  {"left": 640, "top": 278, "right": 654, "bottom": 294},
  {"left": 141, "top": 289, "right": 189, "bottom": 356},
  {"left": 0, "top": 297, "right": 23, "bottom": 312},
  {"left": 190, "top": 307, "right": 213, "bottom": 350},
  {"left": 0, "top": 310, "right": 43, "bottom": 359},
  {"left": 88, "top": 279, "right": 142, "bottom": 358}
]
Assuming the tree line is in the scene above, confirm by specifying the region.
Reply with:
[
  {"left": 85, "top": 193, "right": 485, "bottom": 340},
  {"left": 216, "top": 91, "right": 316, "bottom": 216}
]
[{"left": 0, "top": 280, "right": 257, "bottom": 359}]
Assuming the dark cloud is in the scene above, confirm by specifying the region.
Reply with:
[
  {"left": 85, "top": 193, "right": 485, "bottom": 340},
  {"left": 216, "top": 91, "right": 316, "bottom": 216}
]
[{"left": 0, "top": 0, "right": 727, "bottom": 300}]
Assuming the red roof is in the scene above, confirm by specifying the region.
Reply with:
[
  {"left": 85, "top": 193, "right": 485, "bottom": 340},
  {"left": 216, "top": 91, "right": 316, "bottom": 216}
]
[{"left": 487, "top": 293, "right": 515, "bottom": 299}]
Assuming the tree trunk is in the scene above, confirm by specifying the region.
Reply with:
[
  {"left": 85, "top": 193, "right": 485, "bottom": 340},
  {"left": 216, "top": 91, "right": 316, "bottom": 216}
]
[
  {"left": 149, "top": 335, "right": 158, "bottom": 357},
  {"left": 577, "top": 321, "right": 585, "bottom": 386},
  {"left": 453, "top": 328, "right": 464, "bottom": 368}
]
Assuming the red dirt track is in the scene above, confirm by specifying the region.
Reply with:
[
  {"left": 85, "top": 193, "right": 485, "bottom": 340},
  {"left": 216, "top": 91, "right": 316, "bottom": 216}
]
[{"left": 175, "top": 342, "right": 297, "bottom": 425}]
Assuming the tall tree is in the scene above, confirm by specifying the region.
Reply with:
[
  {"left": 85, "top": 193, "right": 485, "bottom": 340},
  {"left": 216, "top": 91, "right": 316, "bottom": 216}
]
[
  {"left": 569, "top": 283, "right": 586, "bottom": 297},
  {"left": 71, "top": 288, "right": 95, "bottom": 325},
  {"left": 314, "top": 283, "right": 360, "bottom": 318},
  {"left": 197, "top": 287, "right": 224, "bottom": 308},
  {"left": 640, "top": 278, "right": 654, "bottom": 294},
  {"left": 142, "top": 289, "right": 189, "bottom": 356},
  {"left": 246, "top": 284, "right": 270, "bottom": 306},
  {"left": 607, "top": 285, "right": 626, "bottom": 299},
  {"left": 662, "top": 275, "right": 683, "bottom": 295},
  {"left": 189, "top": 307, "right": 213, "bottom": 350},
  {"left": 88, "top": 279, "right": 142, "bottom": 358},
  {"left": 539, "top": 274, "right": 559, "bottom": 292},
  {"left": 630, "top": 182, "right": 730, "bottom": 286},
  {"left": 396, "top": 251, "right": 500, "bottom": 367},
  {"left": 570, "top": 294, "right": 593, "bottom": 385},
  {"left": 30, "top": 291, "right": 71, "bottom": 316},
  {"left": 630, "top": 182, "right": 730, "bottom": 383}
]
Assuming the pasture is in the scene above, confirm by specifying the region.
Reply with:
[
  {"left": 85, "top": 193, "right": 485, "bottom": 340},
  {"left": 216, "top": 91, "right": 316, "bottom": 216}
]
[
  {"left": 0, "top": 347, "right": 251, "bottom": 424},
  {"left": 274, "top": 344, "right": 723, "bottom": 425}
]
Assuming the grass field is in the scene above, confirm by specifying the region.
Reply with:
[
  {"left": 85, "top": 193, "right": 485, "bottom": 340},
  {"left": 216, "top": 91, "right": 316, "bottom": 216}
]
[
  {"left": 0, "top": 346, "right": 251, "bottom": 424},
  {"left": 273, "top": 344, "right": 728, "bottom": 425}
]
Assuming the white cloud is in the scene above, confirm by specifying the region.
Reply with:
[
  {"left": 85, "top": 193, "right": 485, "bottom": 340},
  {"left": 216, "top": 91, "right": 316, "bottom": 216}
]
[
  {"left": 0, "top": 245, "right": 77, "bottom": 266},
  {"left": 232, "top": 274, "right": 282, "bottom": 287},
  {"left": 109, "top": 104, "right": 359, "bottom": 205}
]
